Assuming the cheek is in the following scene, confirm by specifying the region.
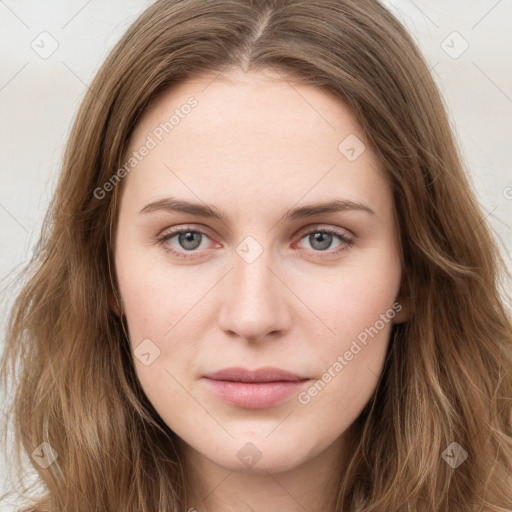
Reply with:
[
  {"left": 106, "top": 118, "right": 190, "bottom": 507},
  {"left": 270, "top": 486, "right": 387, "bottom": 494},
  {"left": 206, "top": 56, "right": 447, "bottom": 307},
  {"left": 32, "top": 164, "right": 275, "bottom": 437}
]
[
  {"left": 117, "top": 267, "right": 217, "bottom": 350},
  {"left": 294, "top": 250, "right": 401, "bottom": 402},
  {"left": 114, "top": 239, "right": 209, "bottom": 379},
  {"left": 298, "top": 289, "right": 396, "bottom": 418},
  {"left": 116, "top": 274, "right": 164, "bottom": 338},
  {"left": 114, "top": 218, "right": 188, "bottom": 325},
  {"left": 114, "top": 232, "right": 169, "bottom": 342},
  {"left": 300, "top": 249, "right": 402, "bottom": 343}
]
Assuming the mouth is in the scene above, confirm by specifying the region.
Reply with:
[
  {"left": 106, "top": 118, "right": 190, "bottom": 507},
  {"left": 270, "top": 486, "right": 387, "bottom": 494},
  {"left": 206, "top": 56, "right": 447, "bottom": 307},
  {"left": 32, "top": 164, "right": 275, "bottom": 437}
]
[{"left": 201, "top": 366, "right": 311, "bottom": 409}]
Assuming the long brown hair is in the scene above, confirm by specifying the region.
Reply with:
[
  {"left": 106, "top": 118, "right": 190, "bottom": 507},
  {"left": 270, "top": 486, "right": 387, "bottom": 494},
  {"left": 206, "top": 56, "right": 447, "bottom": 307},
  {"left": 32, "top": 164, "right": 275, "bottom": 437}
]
[{"left": 2, "top": 0, "right": 511, "bottom": 510}]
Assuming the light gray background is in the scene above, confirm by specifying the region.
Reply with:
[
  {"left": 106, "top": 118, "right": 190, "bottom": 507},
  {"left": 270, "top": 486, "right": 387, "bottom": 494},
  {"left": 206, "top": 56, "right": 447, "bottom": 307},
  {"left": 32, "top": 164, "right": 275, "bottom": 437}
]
[{"left": 1, "top": 0, "right": 511, "bottom": 509}]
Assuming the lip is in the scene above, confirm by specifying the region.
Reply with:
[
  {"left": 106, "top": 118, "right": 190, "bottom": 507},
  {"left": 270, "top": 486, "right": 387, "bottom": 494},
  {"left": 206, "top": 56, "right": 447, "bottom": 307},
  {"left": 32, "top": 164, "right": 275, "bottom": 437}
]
[
  {"left": 203, "top": 366, "right": 308, "bottom": 383},
  {"left": 201, "top": 366, "right": 311, "bottom": 409}
]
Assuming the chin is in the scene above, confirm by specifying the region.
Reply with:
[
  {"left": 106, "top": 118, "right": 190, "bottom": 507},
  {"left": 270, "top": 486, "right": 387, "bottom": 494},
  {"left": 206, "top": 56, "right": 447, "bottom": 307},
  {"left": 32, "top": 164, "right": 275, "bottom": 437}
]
[{"left": 200, "top": 439, "right": 311, "bottom": 474}]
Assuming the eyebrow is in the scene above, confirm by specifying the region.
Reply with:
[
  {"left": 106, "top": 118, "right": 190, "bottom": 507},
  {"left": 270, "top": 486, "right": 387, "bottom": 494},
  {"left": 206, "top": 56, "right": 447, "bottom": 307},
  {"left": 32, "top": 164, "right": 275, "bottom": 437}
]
[{"left": 139, "top": 197, "right": 376, "bottom": 221}]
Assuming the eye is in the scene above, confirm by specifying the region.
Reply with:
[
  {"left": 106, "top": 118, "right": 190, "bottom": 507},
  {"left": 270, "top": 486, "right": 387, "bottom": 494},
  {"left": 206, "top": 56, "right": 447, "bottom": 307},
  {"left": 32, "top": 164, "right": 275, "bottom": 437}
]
[
  {"left": 156, "top": 225, "right": 215, "bottom": 259},
  {"left": 155, "top": 225, "right": 354, "bottom": 260},
  {"left": 294, "top": 226, "right": 354, "bottom": 256}
]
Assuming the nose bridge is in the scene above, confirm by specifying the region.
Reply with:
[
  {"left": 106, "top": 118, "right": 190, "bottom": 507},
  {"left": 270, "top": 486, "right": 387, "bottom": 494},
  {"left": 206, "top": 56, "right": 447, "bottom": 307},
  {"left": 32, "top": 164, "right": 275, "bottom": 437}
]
[
  {"left": 217, "top": 235, "right": 289, "bottom": 341},
  {"left": 235, "top": 246, "right": 274, "bottom": 302}
]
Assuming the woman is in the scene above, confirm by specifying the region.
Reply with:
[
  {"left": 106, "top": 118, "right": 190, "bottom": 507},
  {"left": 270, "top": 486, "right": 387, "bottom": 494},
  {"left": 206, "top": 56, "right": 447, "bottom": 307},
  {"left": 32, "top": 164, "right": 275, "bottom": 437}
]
[{"left": 2, "top": 0, "right": 511, "bottom": 510}]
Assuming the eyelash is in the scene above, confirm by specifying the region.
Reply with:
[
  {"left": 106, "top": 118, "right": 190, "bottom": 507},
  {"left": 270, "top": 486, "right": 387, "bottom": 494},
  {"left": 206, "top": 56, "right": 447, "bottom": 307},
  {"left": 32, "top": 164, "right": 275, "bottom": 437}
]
[{"left": 155, "top": 225, "right": 354, "bottom": 260}]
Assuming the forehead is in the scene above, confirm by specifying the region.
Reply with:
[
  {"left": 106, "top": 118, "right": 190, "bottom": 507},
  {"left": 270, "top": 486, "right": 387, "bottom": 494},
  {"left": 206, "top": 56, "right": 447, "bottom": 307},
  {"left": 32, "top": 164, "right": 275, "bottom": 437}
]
[
  {"left": 121, "top": 68, "right": 391, "bottom": 216},
  {"left": 131, "top": 67, "right": 365, "bottom": 155}
]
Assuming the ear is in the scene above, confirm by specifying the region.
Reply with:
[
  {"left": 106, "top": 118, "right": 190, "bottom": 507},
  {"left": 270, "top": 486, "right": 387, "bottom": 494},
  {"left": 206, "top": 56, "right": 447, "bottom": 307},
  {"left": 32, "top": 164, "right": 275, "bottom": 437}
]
[{"left": 108, "top": 290, "right": 123, "bottom": 317}]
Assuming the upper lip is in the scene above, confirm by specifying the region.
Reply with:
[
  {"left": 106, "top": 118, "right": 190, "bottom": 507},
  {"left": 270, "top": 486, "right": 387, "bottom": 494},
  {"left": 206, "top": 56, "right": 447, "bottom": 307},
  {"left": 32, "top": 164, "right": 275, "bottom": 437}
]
[{"left": 203, "top": 366, "right": 309, "bottom": 383}]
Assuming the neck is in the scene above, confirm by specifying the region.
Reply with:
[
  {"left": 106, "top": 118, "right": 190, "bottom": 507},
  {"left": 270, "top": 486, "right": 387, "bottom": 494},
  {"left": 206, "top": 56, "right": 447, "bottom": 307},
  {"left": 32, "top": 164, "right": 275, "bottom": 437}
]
[{"left": 180, "top": 430, "right": 355, "bottom": 512}]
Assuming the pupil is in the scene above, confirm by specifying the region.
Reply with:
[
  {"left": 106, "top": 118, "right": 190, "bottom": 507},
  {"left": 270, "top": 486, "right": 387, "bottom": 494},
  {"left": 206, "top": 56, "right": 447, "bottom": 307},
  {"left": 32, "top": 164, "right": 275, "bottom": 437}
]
[
  {"left": 312, "top": 232, "right": 331, "bottom": 250},
  {"left": 180, "top": 232, "right": 200, "bottom": 250}
]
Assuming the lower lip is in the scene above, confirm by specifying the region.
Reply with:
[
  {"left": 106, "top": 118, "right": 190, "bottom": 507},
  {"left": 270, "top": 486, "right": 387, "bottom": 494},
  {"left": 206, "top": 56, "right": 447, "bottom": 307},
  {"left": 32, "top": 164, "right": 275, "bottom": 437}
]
[{"left": 202, "top": 378, "right": 310, "bottom": 409}]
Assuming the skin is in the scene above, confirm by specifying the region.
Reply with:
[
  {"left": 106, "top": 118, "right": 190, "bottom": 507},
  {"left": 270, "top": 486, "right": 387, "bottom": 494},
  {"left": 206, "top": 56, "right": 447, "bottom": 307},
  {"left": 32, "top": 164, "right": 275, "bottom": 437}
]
[{"left": 113, "top": 67, "right": 409, "bottom": 512}]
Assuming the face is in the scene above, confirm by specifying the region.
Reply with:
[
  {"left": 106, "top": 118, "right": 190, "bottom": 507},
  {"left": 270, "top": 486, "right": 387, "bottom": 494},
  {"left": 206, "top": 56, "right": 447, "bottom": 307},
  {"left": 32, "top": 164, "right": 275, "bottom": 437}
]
[{"left": 113, "top": 67, "right": 407, "bottom": 476}]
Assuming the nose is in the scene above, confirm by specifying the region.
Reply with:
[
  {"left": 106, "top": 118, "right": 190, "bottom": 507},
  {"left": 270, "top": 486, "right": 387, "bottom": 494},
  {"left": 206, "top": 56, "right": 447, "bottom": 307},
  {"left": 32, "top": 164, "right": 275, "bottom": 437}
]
[{"left": 217, "top": 244, "right": 292, "bottom": 343}]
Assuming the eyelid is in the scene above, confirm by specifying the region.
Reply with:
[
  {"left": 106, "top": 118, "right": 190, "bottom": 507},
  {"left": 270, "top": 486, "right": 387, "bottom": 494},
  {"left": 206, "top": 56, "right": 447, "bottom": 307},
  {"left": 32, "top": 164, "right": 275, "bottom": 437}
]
[
  {"left": 156, "top": 223, "right": 354, "bottom": 259},
  {"left": 294, "top": 223, "right": 353, "bottom": 240},
  {"left": 157, "top": 224, "right": 217, "bottom": 244},
  {"left": 158, "top": 223, "right": 353, "bottom": 240},
  {"left": 155, "top": 224, "right": 219, "bottom": 258}
]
